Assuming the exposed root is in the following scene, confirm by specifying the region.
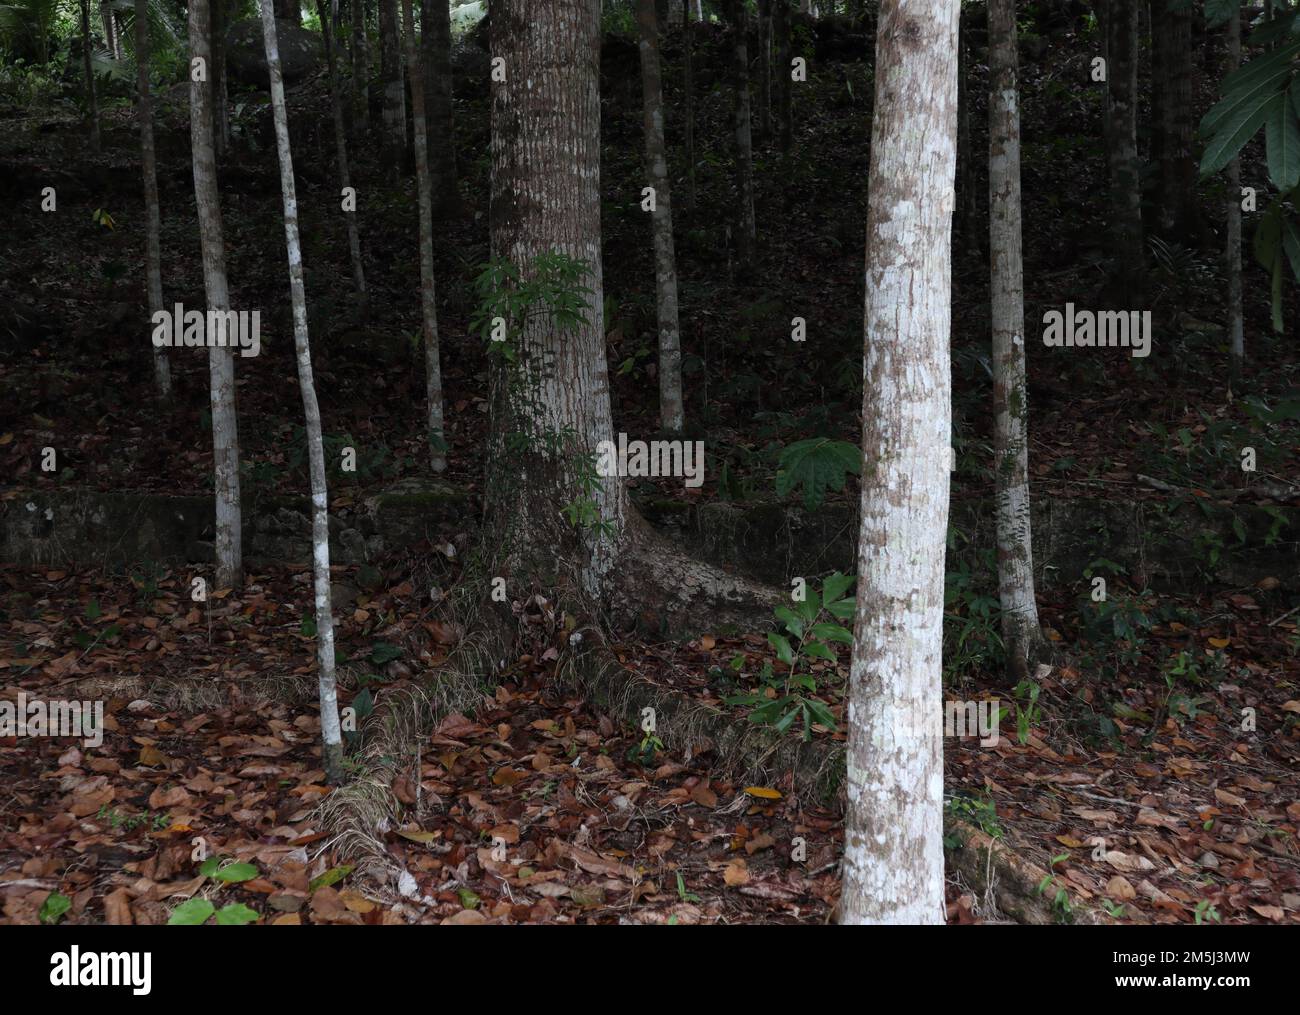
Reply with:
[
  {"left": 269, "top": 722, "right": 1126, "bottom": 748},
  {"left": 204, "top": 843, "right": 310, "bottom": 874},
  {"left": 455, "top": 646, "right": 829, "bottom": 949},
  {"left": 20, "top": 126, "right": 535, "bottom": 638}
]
[{"left": 558, "top": 623, "right": 845, "bottom": 804}]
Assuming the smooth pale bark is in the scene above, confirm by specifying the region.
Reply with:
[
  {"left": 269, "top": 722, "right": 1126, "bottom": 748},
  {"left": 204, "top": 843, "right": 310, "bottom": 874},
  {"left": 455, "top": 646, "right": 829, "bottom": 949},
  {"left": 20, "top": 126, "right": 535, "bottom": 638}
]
[
  {"left": 637, "top": 0, "right": 684, "bottom": 432},
  {"left": 1227, "top": 3, "right": 1244, "bottom": 376},
  {"left": 257, "top": 0, "right": 344, "bottom": 783},
  {"left": 318, "top": 0, "right": 368, "bottom": 312},
  {"left": 421, "top": 0, "right": 461, "bottom": 214},
  {"left": 1106, "top": 0, "right": 1143, "bottom": 302},
  {"left": 402, "top": 0, "right": 447, "bottom": 472},
  {"left": 351, "top": 0, "right": 370, "bottom": 133},
  {"left": 775, "top": 0, "right": 792, "bottom": 152},
  {"left": 682, "top": 0, "right": 696, "bottom": 210},
  {"left": 136, "top": 0, "right": 171, "bottom": 399},
  {"left": 379, "top": 0, "right": 407, "bottom": 176},
  {"left": 727, "top": 0, "right": 757, "bottom": 274},
  {"left": 188, "top": 0, "right": 243, "bottom": 589},
  {"left": 489, "top": 0, "right": 627, "bottom": 594},
  {"left": 841, "top": 0, "right": 957, "bottom": 926},
  {"left": 80, "top": 0, "right": 100, "bottom": 151},
  {"left": 989, "top": 0, "right": 1043, "bottom": 681}
]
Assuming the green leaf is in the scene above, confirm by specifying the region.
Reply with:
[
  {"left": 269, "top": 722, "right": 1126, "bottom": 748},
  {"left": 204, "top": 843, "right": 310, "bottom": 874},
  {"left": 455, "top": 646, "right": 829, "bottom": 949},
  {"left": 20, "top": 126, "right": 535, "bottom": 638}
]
[
  {"left": 309, "top": 864, "right": 354, "bottom": 892},
  {"left": 213, "top": 862, "right": 258, "bottom": 884},
  {"left": 825, "top": 597, "right": 856, "bottom": 621},
  {"left": 84, "top": 599, "right": 101, "bottom": 620},
  {"left": 773, "top": 605, "right": 804, "bottom": 638},
  {"left": 214, "top": 903, "right": 259, "bottom": 926},
  {"left": 809, "top": 622, "right": 854, "bottom": 645},
  {"left": 1282, "top": 216, "right": 1300, "bottom": 283},
  {"left": 1201, "top": 91, "right": 1284, "bottom": 178},
  {"left": 39, "top": 892, "right": 71, "bottom": 925},
  {"left": 805, "top": 699, "right": 838, "bottom": 731},
  {"left": 1266, "top": 91, "right": 1300, "bottom": 190},
  {"left": 457, "top": 888, "right": 481, "bottom": 910},
  {"left": 167, "top": 898, "right": 215, "bottom": 925},
  {"left": 767, "top": 632, "right": 795, "bottom": 666},
  {"left": 198, "top": 857, "right": 221, "bottom": 878},
  {"left": 774, "top": 438, "right": 861, "bottom": 510},
  {"left": 369, "top": 641, "right": 403, "bottom": 665},
  {"left": 803, "top": 639, "right": 837, "bottom": 662},
  {"left": 820, "top": 572, "right": 854, "bottom": 607},
  {"left": 774, "top": 706, "right": 800, "bottom": 735},
  {"left": 1200, "top": 43, "right": 1297, "bottom": 137}
]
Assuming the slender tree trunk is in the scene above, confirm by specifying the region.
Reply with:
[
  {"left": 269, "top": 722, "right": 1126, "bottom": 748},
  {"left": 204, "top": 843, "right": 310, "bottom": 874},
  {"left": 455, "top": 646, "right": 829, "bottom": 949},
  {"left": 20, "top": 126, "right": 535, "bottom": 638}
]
[
  {"left": 101, "top": 0, "right": 117, "bottom": 59},
  {"left": 137, "top": 0, "right": 171, "bottom": 399},
  {"left": 489, "top": 0, "right": 627, "bottom": 594},
  {"left": 1154, "top": 1, "right": 1197, "bottom": 241},
  {"left": 776, "top": 0, "right": 792, "bottom": 152},
  {"left": 1106, "top": 0, "right": 1143, "bottom": 302},
  {"left": 421, "top": 0, "right": 461, "bottom": 215},
  {"left": 351, "top": 0, "right": 370, "bottom": 132},
  {"left": 682, "top": 0, "right": 696, "bottom": 210},
  {"left": 958, "top": 12, "right": 979, "bottom": 253},
  {"left": 402, "top": 0, "right": 447, "bottom": 473},
  {"left": 318, "top": 0, "right": 367, "bottom": 313},
  {"left": 379, "top": 0, "right": 407, "bottom": 177},
  {"left": 989, "top": 0, "right": 1044, "bottom": 683},
  {"left": 757, "top": 0, "right": 772, "bottom": 141},
  {"left": 257, "top": 0, "right": 345, "bottom": 783},
  {"left": 638, "top": 0, "right": 684, "bottom": 432},
  {"left": 212, "top": 0, "right": 230, "bottom": 157},
  {"left": 841, "top": 0, "right": 957, "bottom": 927},
  {"left": 1227, "top": 3, "right": 1244, "bottom": 378},
  {"left": 727, "top": 0, "right": 757, "bottom": 275},
  {"left": 188, "top": 0, "right": 243, "bottom": 589},
  {"left": 80, "top": 0, "right": 100, "bottom": 151}
]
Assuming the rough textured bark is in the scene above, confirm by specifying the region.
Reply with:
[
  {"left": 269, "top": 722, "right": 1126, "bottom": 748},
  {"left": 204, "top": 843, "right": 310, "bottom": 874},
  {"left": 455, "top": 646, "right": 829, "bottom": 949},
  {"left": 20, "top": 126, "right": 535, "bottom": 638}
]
[
  {"left": 989, "top": 0, "right": 1044, "bottom": 682},
  {"left": 79, "top": 0, "right": 100, "bottom": 151},
  {"left": 402, "top": 0, "right": 447, "bottom": 473},
  {"left": 318, "top": 0, "right": 368, "bottom": 312},
  {"left": 351, "top": 0, "right": 371, "bottom": 133},
  {"left": 421, "top": 0, "right": 461, "bottom": 215},
  {"left": 489, "top": 0, "right": 627, "bottom": 595},
  {"left": 379, "top": 0, "right": 407, "bottom": 176},
  {"left": 188, "top": 0, "right": 243, "bottom": 589},
  {"left": 137, "top": 0, "right": 171, "bottom": 399},
  {"left": 775, "top": 0, "right": 792, "bottom": 152},
  {"left": 258, "top": 0, "right": 344, "bottom": 783},
  {"left": 1106, "top": 0, "right": 1143, "bottom": 302},
  {"left": 638, "top": 0, "right": 684, "bottom": 432},
  {"left": 1226, "top": 2, "right": 1244, "bottom": 376},
  {"left": 726, "top": 0, "right": 757, "bottom": 275},
  {"left": 682, "top": 0, "right": 696, "bottom": 210},
  {"left": 1153, "top": 0, "right": 1198, "bottom": 241},
  {"left": 840, "top": 0, "right": 957, "bottom": 926},
  {"left": 101, "top": 0, "right": 118, "bottom": 59}
]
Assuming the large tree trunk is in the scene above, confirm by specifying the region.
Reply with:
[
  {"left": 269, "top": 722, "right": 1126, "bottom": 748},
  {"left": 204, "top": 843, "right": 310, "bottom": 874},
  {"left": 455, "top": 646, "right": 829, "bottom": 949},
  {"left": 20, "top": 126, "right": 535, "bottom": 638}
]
[
  {"left": 79, "top": 0, "right": 100, "bottom": 151},
  {"left": 421, "top": 0, "right": 461, "bottom": 215},
  {"left": 378, "top": 0, "right": 407, "bottom": 177},
  {"left": 988, "top": 0, "right": 1044, "bottom": 682},
  {"left": 188, "top": 0, "right": 244, "bottom": 589},
  {"left": 1153, "top": 0, "right": 1198, "bottom": 241},
  {"left": 488, "top": 0, "right": 627, "bottom": 596},
  {"left": 257, "top": 0, "right": 344, "bottom": 783},
  {"left": 351, "top": 0, "right": 371, "bottom": 133},
  {"left": 1226, "top": 2, "right": 1244, "bottom": 378},
  {"left": 726, "top": 0, "right": 757, "bottom": 275},
  {"left": 1106, "top": 0, "right": 1144, "bottom": 302},
  {"left": 637, "top": 0, "right": 684, "bottom": 432},
  {"left": 318, "top": 0, "right": 367, "bottom": 313},
  {"left": 840, "top": 0, "right": 957, "bottom": 926},
  {"left": 137, "top": 0, "right": 171, "bottom": 399},
  {"left": 682, "top": 0, "right": 696, "bottom": 210},
  {"left": 402, "top": 0, "right": 447, "bottom": 473}
]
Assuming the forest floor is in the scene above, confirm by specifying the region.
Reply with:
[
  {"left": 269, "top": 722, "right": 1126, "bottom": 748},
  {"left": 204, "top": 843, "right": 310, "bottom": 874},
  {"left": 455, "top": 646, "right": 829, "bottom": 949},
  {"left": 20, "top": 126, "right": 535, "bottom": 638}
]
[{"left": 1, "top": 22, "right": 1299, "bottom": 924}]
